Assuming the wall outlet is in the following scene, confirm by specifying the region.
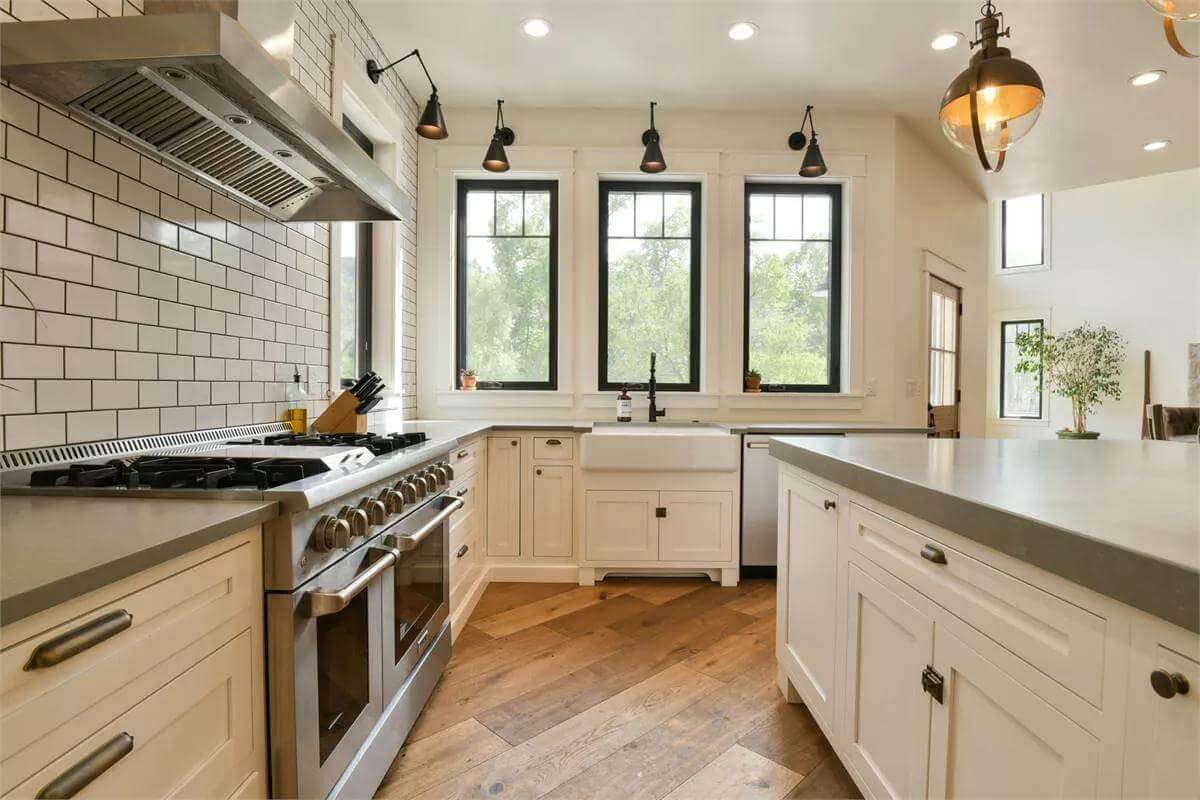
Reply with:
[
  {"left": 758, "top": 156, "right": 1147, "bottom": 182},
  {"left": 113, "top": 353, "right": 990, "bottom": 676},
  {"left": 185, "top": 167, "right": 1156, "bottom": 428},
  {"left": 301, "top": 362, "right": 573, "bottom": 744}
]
[{"left": 865, "top": 378, "right": 878, "bottom": 397}]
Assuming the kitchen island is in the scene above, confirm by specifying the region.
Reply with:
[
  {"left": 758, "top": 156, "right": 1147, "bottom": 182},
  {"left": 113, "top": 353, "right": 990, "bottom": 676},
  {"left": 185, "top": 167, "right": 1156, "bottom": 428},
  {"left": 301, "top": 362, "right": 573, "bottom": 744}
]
[{"left": 769, "top": 436, "right": 1199, "bottom": 800}]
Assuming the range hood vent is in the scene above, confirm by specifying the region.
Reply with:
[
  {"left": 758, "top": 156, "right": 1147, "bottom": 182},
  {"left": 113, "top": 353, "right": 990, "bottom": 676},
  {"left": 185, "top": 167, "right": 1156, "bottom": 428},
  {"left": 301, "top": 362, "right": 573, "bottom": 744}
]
[{"left": 0, "top": 13, "right": 414, "bottom": 223}]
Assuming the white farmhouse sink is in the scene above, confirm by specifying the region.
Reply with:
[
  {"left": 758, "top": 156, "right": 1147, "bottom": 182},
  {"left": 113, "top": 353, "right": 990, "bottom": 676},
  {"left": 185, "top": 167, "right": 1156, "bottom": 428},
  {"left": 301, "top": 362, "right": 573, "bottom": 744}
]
[{"left": 580, "top": 423, "right": 739, "bottom": 472}]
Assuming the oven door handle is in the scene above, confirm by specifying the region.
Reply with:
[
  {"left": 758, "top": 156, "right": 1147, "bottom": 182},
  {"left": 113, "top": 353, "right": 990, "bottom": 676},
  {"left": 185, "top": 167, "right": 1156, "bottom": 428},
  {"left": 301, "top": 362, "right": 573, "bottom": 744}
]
[
  {"left": 392, "top": 496, "right": 464, "bottom": 554},
  {"left": 302, "top": 547, "right": 399, "bottom": 618}
]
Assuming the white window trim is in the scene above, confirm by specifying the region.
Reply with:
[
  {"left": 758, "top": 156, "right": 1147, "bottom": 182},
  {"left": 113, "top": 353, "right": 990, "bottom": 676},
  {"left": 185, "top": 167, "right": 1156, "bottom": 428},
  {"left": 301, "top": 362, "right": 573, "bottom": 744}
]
[
  {"left": 993, "top": 193, "right": 1052, "bottom": 275},
  {"left": 328, "top": 34, "right": 413, "bottom": 401},
  {"left": 990, "top": 306, "right": 1052, "bottom": 427}
]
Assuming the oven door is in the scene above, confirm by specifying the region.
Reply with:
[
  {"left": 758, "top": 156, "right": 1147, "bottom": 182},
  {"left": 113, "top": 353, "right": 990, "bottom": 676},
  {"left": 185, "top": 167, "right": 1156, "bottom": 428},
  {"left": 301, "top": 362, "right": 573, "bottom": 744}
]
[
  {"left": 267, "top": 541, "right": 398, "bottom": 800},
  {"left": 381, "top": 494, "right": 462, "bottom": 698}
]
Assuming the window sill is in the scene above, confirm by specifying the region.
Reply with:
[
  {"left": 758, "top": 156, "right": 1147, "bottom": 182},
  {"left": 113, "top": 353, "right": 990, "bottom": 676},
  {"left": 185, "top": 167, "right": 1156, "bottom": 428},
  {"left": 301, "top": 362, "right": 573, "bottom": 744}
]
[
  {"left": 722, "top": 392, "right": 865, "bottom": 410},
  {"left": 992, "top": 416, "right": 1049, "bottom": 427},
  {"left": 435, "top": 390, "right": 575, "bottom": 409},
  {"left": 997, "top": 262, "right": 1051, "bottom": 276},
  {"left": 581, "top": 392, "right": 720, "bottom": 410}
]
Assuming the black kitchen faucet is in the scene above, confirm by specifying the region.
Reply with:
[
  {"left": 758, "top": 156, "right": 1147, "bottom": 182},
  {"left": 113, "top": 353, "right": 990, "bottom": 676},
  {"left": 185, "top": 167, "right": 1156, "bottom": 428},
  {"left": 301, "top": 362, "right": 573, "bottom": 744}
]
[{"left": 647, "top": 352, "right": 666, "bottom": 423}]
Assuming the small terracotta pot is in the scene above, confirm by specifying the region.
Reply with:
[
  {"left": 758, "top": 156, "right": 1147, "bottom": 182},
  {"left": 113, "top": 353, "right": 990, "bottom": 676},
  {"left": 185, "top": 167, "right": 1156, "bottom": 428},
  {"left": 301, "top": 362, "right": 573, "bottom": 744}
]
[
  {"left": 460, "top": 375, "right": 477, "bottom": 391},
  {"left": 745, "top": 376, "right": 762, "bottom": 393}
]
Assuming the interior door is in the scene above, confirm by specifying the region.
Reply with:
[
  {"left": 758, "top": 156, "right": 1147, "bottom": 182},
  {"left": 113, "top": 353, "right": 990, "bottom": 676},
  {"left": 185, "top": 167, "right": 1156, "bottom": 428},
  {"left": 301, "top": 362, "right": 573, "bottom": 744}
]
[
  {"left": 927, "top": 627, "right": 1100, "bottom": 799},
  {"left": 928, "top": 276, "right": 961, "bottom": 438}
]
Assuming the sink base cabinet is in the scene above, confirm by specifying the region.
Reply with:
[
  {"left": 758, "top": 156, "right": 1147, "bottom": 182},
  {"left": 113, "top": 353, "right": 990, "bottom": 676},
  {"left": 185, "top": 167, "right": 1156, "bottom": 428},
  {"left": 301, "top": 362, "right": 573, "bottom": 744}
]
[{"left": 775, "top": 463, "right": 1198, "bottom": 800}]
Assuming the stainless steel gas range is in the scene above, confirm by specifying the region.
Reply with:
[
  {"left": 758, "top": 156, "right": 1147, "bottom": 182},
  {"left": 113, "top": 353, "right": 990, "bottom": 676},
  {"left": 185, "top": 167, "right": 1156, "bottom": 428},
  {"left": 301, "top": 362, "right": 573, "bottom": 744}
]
[{"left": 0, "top": 422, "right": 464, "bottom": 799}]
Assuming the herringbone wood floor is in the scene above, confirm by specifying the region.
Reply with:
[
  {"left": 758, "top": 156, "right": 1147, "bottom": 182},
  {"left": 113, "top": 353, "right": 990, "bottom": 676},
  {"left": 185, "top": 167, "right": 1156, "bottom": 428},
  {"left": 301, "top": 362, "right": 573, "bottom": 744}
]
[{"left": 376, "top": 578, "right": 860, "bottom": 800}]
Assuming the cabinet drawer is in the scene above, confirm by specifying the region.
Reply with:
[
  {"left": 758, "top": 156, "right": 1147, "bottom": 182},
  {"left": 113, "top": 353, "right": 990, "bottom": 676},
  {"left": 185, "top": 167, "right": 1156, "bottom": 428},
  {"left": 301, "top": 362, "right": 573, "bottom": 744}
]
[
  {"left": 450, "top": 522, "right": 478, "bottom": 596},
  {"left": 533, "top": 436, "right": 574, "bottom": 461},
  {"left": 449, "top": 472, "right": 479, "bottom": 518},
  {"left": 5, "top": 630, "right": 257, "bottom": 799},
  {"left": 1, "top": 538, "right": 259, "bottom": 789},
  {"left": 450, "top": 439, "right": 482, "bottom": 481},
  {"left": 848, "top": 503, "right": 1107, "bottom": 707}
]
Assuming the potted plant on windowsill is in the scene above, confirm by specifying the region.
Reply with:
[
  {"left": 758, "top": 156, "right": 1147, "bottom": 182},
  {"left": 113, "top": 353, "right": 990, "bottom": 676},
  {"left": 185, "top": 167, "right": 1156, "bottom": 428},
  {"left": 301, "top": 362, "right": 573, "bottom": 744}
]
[
  {"left": 459, "top": 368, "right": 478, "bottom": 391},
  {"left": 1014, "top": 323, "right": 1125, "bottom": 440},
  {"left": 745, "top": 368, "right": 762, "bottom": 393}
]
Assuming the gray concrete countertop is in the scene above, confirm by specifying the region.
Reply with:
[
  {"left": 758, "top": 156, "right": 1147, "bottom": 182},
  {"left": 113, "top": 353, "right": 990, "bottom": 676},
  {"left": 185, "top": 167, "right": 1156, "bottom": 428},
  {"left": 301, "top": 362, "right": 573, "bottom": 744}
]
[
  {"left": 769, "top": 436, "right": 1200, "bottom": 632},
  {"left": 1, "top": 496, "right": 277, "bottom": 625}
]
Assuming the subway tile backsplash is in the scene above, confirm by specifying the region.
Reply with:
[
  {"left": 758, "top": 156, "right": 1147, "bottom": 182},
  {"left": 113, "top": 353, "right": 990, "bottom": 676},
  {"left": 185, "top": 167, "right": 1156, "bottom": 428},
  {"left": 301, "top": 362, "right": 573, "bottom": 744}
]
[{"left": 1, "top": 0, "right": 420, "bottom": 450}]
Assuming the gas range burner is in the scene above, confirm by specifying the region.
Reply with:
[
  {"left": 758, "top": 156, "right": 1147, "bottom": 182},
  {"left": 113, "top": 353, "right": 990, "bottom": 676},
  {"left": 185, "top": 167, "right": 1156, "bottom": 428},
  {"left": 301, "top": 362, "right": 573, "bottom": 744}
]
[
  {"left": 29, "top": 455, "right": 333, "bottom": 490},
  {"left": 232, "top": 431, "right": 427, "bottom": 456}
]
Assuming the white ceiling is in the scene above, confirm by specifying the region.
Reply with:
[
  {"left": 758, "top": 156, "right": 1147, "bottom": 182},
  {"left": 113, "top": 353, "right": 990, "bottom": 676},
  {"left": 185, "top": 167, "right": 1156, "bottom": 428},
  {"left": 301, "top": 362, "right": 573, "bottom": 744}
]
[{"left": 355, "top": 0, "right": 1200, "bottom": 198}]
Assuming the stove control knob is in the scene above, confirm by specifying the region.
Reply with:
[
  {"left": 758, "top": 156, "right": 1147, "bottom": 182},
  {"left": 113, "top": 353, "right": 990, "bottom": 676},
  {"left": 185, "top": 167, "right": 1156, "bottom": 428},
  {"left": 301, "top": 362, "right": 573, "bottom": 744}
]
[
  {"left": 378, "top": 488, "right": 404, "bottom": 515},
  {"left": 338, "top": 505, "right": 369, "bottom": 539},
  {"left": 425, "top": 468, "right": 444, "bottom": 489},
  {"left": 413, "top": 473, "right": 434, "bottom": 495},
  {"left": 358, "top": 498, "right": 387, "bottom": 525},
  {"left": 440, "top": 461, "right": 455, "bottom": 482},
  {"left": 405, "top": 474, "right": 428, "bottom": 498},
  {"left": 312, "top": 515, "right": 351, "bottom": 552},
  {"left": 396, "top": 479, "right": 419, "bottom": 504}
]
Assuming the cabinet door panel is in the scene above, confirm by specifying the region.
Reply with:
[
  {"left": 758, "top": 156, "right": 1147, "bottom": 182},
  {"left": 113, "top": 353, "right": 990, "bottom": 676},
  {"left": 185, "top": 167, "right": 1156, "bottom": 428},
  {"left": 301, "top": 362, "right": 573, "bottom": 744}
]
[
  {"left": 658, "top": 491, "right": 731, "bottom": 562},
  {"left": 928, "top": 628, "right": 1099, "bottom": 800},
  {"left": 779, "top": 473, "right": 839, "bottom": 731},
  {"left": 486, "top": 437, "right": 521, "bottom": 557},
  {"left": 533, "top": 466, "right": 573, "bottom": 558},
  {"left": 842, "top": 561, "right": 933, "bottom": 800},
  {"left": 584, "top": 491, "right": 658, "bottom": 561}
]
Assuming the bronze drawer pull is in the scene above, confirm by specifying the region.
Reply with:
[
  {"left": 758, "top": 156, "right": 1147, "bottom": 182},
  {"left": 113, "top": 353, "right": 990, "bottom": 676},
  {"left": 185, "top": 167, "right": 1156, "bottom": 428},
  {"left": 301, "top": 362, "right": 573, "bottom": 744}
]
[
  {"left": 823, "top": 499, "right": 836, "bottom": 511},
  {"left": 456, "top": 487, "right": 469, "bottom": 497},
  {"left": 457, "top": 449, "right": 469, "bottom": 458},
  {"left": 36, "top": 732, "right": 134, "bottom": 798},
  {"left": 545, "top": 438, "right": 562, "bottom": 446},
  {"left": 24, "top": 609, "right": 133, "bottom": 671},
  {"left": 456, "top": 544, "right": 469, "bottom": 558},
  {"left": 920, "top": 544, "right": 948, "bottom": 565}
]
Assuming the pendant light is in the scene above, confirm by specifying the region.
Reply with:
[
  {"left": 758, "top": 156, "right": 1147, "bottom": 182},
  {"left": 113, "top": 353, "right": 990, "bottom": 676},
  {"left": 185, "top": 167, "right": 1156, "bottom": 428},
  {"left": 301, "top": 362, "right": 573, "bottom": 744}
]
[
  {"left": 787, "top": 105, "right": 827, "bottom": 178},
  {"left": 366, "top": 49, "right": 449, "bottom": 139},
  {"left": 483, "top": 100, "right": 515, "bottom": 173},
  {"left": 640, "top": 101, "right": 667, "bottom": 174},
  {"left": 938, "top": 2, "right": 1044, "bottom": 173},
  {"left": 1145, "top": 0, "right": 1200, "bottom": 57}
]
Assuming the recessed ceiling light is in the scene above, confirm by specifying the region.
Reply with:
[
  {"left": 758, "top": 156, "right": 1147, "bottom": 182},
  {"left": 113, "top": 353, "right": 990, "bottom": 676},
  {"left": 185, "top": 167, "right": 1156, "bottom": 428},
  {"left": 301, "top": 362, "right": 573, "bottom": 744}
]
[
  {"left": 728, "top": 21, "right": 758, "bottom": 41},
  {"left": 1143, "top": 139, "right": 1170, "bottom": 152},
  {"left": 522, "top": 18, "right": 551, "bottom": 38},
  {"left": 1129, "top": 69, "right": 1166, "bottom": 87},
  {"left": 931, "top": 32, "right": 963, "bottom": 50}
]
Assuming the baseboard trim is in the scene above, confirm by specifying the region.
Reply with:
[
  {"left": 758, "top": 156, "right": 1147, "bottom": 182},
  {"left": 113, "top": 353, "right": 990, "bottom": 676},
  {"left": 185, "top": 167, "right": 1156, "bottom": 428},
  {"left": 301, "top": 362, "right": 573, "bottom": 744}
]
[{"left": 485, "top": 563, "right": 580, "bottom": 583}]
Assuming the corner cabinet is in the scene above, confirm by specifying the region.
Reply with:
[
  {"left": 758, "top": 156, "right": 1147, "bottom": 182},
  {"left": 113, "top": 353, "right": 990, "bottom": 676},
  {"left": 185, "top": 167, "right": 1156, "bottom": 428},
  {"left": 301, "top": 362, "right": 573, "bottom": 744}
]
[
  {"left": 776, "top": 462, "right": 1200, "bottom": 800},
  {"left": 486, "top": 436, "right": 522, "bottom": 557}
]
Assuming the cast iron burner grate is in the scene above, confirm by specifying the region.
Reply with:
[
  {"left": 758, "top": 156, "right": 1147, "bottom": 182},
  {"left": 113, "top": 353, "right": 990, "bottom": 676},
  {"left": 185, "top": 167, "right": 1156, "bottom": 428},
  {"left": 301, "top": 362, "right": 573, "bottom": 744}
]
[
  {"left": 232, "top": 431, "right": 428, "bottom": 455},
  {"left": 29, "top": 455, "right": 332, "bottom": 490}
]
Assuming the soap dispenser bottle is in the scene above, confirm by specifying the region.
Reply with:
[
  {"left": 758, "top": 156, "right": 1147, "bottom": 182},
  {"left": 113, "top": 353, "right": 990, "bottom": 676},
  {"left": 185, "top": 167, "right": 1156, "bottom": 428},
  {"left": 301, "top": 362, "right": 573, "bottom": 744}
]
[
  {"left": 284, "top": 366, "right": 309, "bottom": 433},
  {"left": 617, "top": 385, "right": 632, "bottom": 422}
]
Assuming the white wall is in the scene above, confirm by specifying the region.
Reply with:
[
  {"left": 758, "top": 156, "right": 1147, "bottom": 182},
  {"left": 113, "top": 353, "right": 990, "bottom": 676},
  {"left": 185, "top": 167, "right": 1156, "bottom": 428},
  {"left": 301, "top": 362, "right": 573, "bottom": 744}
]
[
  {"left": 987, "top": 169, "right": 1200, "bottom": 439},
  {"left": 415, "top": 106, "right": 989, "bottom": 429}
]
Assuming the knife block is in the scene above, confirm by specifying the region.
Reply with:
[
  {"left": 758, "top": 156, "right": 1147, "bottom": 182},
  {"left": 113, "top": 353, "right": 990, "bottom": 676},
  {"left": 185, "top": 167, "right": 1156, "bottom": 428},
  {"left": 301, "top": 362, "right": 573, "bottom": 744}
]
[{"left": 311, "top": 390, "right": 369, "bottom": 434}]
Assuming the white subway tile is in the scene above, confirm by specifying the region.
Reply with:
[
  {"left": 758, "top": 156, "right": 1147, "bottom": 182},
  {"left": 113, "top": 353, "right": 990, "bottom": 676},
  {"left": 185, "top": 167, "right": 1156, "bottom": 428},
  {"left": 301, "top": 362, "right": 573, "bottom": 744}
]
[
  {"left": 1, "top": 159, "right": 37, "bottom": 203},
  {"left": 93, "top": 196, "right": 139, "bottom": 236},
  {"left": 192, "top": 307, "right": 224, "bottom": 334},
  {"left": 177, "top": 381, "right": 209, "bottom": 406},
  {"left": 252, "top": 361, "right": 273, "bottom": 382},
  {"left": 239, "top": 381, "right": 264, "bottom": 403},
  {"left": 66, "top": 283, "right": 115, "bottom": 318},
  {"left": 65, "top": 347, "right": 114, "bottom": 378},
  {"left": 159, "top": 247, "right": 195, "bottom": 279},
  {"left": 264, "top": 300, "right": 286, "bottom": 323},
  {"left": 194, "top": 357, "right": 224, "bottom": 380},
  {"left": 263, "top": 341, "right": 285, "bottom": 361},
  {"left": 117, "top": 175, "right": 158, "bottom": 215},
  {"left": 224, "top": 359, "right": 251, "bottom": 381},
  {"left": 195, "top": 259, "right": 226, "bottom": 288},
  {"left": 211, "top": 239, "right": 240, "bottom": 268},
  {"left": 157, "top": 354, "right": 192, "bottom": 380},
  {"left": 92, "top": 258, "right": 138, "bottom": 293},
  {"left": 240, "top": 251, "right": 265, "bottom": 277},
  {"left": 177, "top": 330, "right": 210, "bottom": 356},
  {"left": 227, "top": 224, "right": 254, "bottom": 251},
  {"left": 139, "top": 214, "right": 177, "bottom": 248},
  {"left": 94, "top": 135, "right": 140, "bottom": 179},
  {"left": 225, "top": 403, "right": 251, "bottom": 425},
  {"left": 138, "top": 269, "right": 176, "bottom": 301},
  {"left": 92, "top": 318, "right": 137, "bottom": 350},
  {"left": 252, "top": 402, "right": 275, "bottom": 423},
  {"left": 5, "top": 413, "right": 65, "bottom": 449},
  {"left": 35, "top": 311, "right": 90, "bottom": 346},
  {"left": 1, "top": 233, "right": 37, "bottom": 274},
  {"left": 36, "top": 379, "right": 91, "bottom": 412},
  {"left": 92, "top": 379, "right": 138, "bottom": 409},
  {"left": 196, "top": 210, "right": 225, "bottom": 241},
  {"left": 195, "top": 405, "right": 225, "bottom": 429},
  {"left": 37, "top": 174, "right": 93, "bottom": 221},
  {"left": 178, "top": 229, "right": 211, "bottom": 259},
  {"left": 6, "top": 199, "right": 66, "bottom": 246},
  {"left": 66, "top": 219, "right": 116, "bottom": 258},
  {"left": 240, "top": 295, "right": 264, "bottom": 318},
  {"left": 67, "top": 410, "right": 116, "bottom": 443},
  {"left": 4, "top": 270, "right": 65, "bottom": 312},
  {"left": 38, "top": 107, "right": 93, "bottom": 158},
  {"left": 239, "top": 337, "right": 264, "bottom": 361},
  {"left": 5, "top": 127, "right": 66, "bottom": 178},
  {"left": 139, "top": 157, "right": 177, "bottom": 196},
  {"left": 178, "top": 177, "right": 211, "bottom": 211},
  {"left": 226, "top": 269, "right": 253, "bottom": 294},
  {"left": 137, "top": 324, "right": 176, "bottom": 353},
  {"left": 67, "top": 153, "right": 118, "bottom": 198},
  {"left": 159, "top": 405, "right": 195, "bottom": 432},
  {"left": 116, "top": 291, "right": 157, "bottom": 324},
  {"left": 178, "top": 279, "right": 210, "bottom": 308},
  {"left": 0, "top": 380, "right": 36, "bottom": 414},
  {"left": 210, "top": 335, "right": 238, "bottom": 358},
  {"left": 211, "top": 287, "right": 239, "bottom": 313},
  {"left": 252, "top": 318, "right": 274, "bottom": 341},
  {"left": 0, "top": 307, "right": 34, "bottom": 343},
  {"left": 115, "top": 351, "right": 156, "bottom": 379},
  {"left": 159, "top": 195, "right": 195, "bottom": 228},
  {"left": 211, "top": 193, "right": 240, "bottom": 223},
  {"left": 211, "top": 381, "right": 238, "bottom": 404},
  {"left": 225, "top": 314, "right": 251, "bottom": 337},
  {"left": 36, "top": 243, "right": 90, "bottom": 283},
  {"left": 138, "top": 380, "right": 176, "bottom": 407},
  {"left": 158, "top": 301, "right": 194, "bottom": 330},
  {"left": 0, "top": 86, "right": 38, "bottom": 133},
  {"left": 117, "top": 234, "right": 158, "bottom": 269},
  {"left": 118, "top": 407, "right": 158, "bottom": 437}
]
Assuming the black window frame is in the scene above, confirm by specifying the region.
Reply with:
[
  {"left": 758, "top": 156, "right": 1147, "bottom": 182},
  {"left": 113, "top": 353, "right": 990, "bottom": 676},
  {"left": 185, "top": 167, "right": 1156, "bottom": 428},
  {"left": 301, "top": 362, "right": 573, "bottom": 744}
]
[
  {"left": 339, "top": 116, "right": 374, "bottom": 387},
  {"left": 999, "top": 318, "right": 1044, "bottom": 419},
  {"left": 454, "top": 178, "right": 559, "bottom": 391},
  {"left": 1000, "top": 194, "right": 1045, "bottom": 270},
  {"left": 743, "top": 182, "right": 843, "bottom": 393},
  {"left": 597, "top": 180, "right": 702, "bottom": 392}
]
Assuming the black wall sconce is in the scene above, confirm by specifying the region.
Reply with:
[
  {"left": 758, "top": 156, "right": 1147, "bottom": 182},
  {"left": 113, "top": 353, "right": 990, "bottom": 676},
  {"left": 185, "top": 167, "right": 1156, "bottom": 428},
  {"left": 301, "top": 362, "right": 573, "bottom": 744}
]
[
  {"left": 787, "top": 104, "right": 827, "bottom": 177},
  {"left": 483, "top": 100, "right": 515, "bottom": 172},
  {"left": 640, "top": 101, "right": 667, "bottom": 173},
  {"left": 366, "top": 49, "right": 449, "bottom": 140}
]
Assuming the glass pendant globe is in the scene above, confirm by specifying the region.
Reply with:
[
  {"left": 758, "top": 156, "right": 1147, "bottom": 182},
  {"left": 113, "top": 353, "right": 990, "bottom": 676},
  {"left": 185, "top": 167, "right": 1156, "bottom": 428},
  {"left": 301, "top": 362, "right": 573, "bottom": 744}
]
[
  {"left": 939, "top": 58, "right": 1044, "bottom": 154},
  {"left": 1145, "top": 0, "right": 1200, "bottom": 21}
]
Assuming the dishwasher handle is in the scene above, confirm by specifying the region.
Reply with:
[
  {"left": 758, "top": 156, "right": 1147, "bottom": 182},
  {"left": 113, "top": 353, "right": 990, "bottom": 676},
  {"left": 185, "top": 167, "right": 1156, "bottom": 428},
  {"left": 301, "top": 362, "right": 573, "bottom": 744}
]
[{"left": 746, "top": 441, "right": 771, "bottom": 449}]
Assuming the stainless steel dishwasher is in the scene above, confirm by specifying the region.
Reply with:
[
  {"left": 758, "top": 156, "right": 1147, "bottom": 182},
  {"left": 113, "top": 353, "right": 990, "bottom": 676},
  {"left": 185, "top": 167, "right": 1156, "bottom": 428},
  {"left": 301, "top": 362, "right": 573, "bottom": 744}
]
[{"left": 741, "top": 434, "right": 780, "bottom": 574}]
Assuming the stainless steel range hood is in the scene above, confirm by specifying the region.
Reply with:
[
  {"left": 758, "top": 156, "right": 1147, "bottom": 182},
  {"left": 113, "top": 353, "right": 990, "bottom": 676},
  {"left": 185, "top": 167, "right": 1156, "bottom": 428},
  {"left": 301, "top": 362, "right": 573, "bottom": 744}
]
[{"left": 0, "top": 12, "right": 415, "bottom": 223}]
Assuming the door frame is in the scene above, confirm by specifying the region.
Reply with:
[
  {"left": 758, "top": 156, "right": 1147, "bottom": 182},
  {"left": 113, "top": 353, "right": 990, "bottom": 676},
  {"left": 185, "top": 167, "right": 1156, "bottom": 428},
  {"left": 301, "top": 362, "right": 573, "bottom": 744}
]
[{"left": 923, "top": 272, "right": 963, "bottom": 438}]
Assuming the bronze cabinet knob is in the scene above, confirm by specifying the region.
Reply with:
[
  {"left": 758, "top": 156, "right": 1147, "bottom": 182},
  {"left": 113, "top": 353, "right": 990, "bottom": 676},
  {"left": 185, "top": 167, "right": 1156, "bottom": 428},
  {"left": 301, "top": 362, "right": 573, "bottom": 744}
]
[
  {"left": 358, "top": 498, "right": 387, "bottom": 525},
  {"left": 312, "top": 515, "right": 352, "bottom": 552},
  {"left": 338, "top": 505, "right": 369, "bottom": 539},
  {"left": 378, "top": 488, "right": 404, "bottom": 514},
  {"left": 1150, "top": 669, "right": 1190, "bottom": 699}
]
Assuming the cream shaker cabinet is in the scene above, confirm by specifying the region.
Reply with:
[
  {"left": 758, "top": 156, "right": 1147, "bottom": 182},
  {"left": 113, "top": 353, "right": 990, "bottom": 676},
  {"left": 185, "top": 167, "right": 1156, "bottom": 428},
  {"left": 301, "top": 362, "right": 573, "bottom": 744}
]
[
  {"left": 532, "top": 465, "right": 573, "bottom": 558},
  {"left": 486, "top": 436, "right": 522, "bottom": 557}
]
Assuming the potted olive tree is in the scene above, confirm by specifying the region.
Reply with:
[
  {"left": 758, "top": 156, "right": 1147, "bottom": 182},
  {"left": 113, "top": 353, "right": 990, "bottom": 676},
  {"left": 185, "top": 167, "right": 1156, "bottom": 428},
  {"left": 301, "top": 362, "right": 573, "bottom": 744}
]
[
  {"left": 459, "top": 368, "right": 478, "bottom": 391},
  {"left": 1014, "top": 323, "right": 1125, "bottom": 439},
  {"left": 745, "top": 368, "right": 762, "bottom": 393}
]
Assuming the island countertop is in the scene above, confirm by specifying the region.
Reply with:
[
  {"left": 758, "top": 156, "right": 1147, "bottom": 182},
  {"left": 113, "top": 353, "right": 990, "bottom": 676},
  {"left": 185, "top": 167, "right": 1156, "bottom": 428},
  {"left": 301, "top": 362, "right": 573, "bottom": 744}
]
[{"left": 768, "top": 436, "right": 1200, "bottom": 633}]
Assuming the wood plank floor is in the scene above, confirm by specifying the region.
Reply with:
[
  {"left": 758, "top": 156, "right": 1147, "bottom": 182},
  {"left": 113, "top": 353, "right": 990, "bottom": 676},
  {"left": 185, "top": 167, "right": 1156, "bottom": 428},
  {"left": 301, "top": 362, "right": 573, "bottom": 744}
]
[{"left": 377, "top": 578, "right": 861, "bottom": 800}]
